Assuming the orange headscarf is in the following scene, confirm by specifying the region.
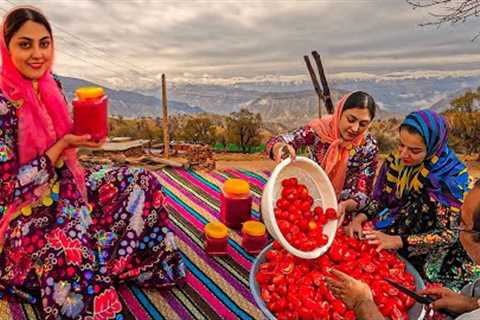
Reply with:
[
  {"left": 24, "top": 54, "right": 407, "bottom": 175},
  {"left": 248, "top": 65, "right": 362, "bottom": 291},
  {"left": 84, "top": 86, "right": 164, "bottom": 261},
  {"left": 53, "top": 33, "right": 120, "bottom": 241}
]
[{"left": 308, "top": 92, "right": 367, "bottom": 195}]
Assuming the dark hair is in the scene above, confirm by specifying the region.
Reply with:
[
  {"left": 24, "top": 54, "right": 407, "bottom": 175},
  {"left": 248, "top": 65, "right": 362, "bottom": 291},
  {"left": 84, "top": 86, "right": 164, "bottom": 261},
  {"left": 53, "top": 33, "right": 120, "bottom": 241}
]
[
  {"left": 4, "top": 7, "right": 52, "bottom": 47},
  {"left": 342, "top": 91, "right": 376, "bottom": 119},
  {"left": 472, "top": 180, "right": 480, "bottom": 236}
]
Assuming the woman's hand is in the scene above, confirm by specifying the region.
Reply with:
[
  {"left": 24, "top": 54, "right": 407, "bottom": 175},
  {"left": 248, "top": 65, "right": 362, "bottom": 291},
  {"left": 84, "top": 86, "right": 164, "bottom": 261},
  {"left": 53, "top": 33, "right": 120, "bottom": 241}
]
[
  {"left": 273, "top": 142, "right": 296, "bottom": 163},
  {"left": 337, "top": 199, "right": 358, "bottom": 227},
  {"left": 47, "top": 134, "right": 105, "bottom": 164},
  {"left": 62, "top": 134, "right": 106, "bottom": 149},
  {"left": 344, "top": 213, "right": 367, "bottom": 239},
  {"left": 363, "top": 230, "right": 403, "bottom": 252},
  {"left": 325, "top": 268, "right": 373, "bottom": 309},
  {"left": 421, "top": 286, "right": 478, "bottom": 314}
]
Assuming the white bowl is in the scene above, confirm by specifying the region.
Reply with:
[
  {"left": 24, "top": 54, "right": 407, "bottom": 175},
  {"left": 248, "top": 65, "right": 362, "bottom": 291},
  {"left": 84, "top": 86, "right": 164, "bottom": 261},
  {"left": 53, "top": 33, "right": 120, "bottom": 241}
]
[{"left": 261, "top": 156, "right": 338, "bottom": 259}]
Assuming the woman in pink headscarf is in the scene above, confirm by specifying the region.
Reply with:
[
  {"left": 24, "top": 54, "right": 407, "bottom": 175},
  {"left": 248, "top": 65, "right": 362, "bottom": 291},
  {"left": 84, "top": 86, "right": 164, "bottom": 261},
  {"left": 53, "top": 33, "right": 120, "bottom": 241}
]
[
  {"left": 266, "top": 91, "right": 379, "bottom": 225},
  {"left": 0, "top": 7, "right": 185, "bottom": 319}
]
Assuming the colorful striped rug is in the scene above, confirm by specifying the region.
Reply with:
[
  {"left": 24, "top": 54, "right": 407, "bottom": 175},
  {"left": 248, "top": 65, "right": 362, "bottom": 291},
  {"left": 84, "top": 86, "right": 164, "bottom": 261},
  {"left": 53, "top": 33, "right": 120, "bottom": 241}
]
[{"left": 0, "top": 168, "right": 270, "bottom": 320}]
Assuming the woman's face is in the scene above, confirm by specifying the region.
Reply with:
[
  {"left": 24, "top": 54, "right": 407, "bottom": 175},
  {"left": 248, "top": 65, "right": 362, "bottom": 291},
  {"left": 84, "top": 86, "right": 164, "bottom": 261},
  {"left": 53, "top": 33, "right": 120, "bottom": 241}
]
[
  {"left": 398, "top": 128, "right": 427, "bottom": 166},
  {"left": 338, "top": 107, "right": 372, "bottom": 141},
  {"left": 8, "top": 20, "right": 52, "bottom": 80}
]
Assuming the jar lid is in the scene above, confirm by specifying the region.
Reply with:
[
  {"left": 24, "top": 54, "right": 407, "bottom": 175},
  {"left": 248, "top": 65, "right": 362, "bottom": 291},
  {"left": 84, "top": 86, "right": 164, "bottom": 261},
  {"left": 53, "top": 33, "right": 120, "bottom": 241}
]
[
  {"left": 242, "top": 220, "right": 266, "bottom": 237},
  {"left": 205, "top": 221, "right": 228, "bottom": 239},
  {"left": 75, "top": 87, "right": 105, "bottom": 100},
  {"left": 224, "top": 179, "right": 250, "bottom": 195}
]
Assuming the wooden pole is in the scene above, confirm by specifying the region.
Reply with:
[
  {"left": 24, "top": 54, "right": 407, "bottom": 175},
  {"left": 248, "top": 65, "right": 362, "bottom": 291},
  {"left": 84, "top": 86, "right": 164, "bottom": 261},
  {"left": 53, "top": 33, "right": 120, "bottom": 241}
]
[
  {"left": 312, "top": 51, "right": 334, "bottom": 114},
  {"left": 161, "top": 74, "right": 170, "bottom": 159},
  {"left": 304, "top": 55, "right": 323, "bottom": 119}
]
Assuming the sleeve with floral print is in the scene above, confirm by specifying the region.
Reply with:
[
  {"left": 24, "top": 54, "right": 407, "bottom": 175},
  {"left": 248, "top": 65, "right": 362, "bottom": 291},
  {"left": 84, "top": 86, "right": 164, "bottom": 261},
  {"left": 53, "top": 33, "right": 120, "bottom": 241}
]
[
  {"left": 265, "top": 125, "right": 317, "bottom": 160},
  {"left": 339, "top": 135, "right": 379, "bottom": 210},
  {"left": 361, "top": 160, "right": 389, "bottom": 220},
  {"left": 404, "top": 201, "right": 459, "bottom": 255},
  {"left": 0, "top": 95, "right": 55, "bottom": 210}
]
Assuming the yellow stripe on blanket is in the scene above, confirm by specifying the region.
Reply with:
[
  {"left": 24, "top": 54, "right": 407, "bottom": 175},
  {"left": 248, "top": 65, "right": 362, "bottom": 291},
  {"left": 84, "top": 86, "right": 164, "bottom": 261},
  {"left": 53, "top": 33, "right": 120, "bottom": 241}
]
[{"left": 0, "top": 300, "right": 13, "bottom": 320}]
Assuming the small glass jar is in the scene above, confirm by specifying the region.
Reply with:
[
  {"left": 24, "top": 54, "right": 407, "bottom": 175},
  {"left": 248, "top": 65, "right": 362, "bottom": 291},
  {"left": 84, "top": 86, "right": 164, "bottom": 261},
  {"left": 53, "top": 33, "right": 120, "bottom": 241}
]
[
  {"left": 220, "top": 179, "right": 252, "bottom": 229},
  {"left": 72, "top": 86, "right": 108, "bottom": 141},
  {"left": 242, "top": 220, "right": 268, "bottom": 254},
  {"left": 204, "top": 221, "right": 228, "bottom": 255}
]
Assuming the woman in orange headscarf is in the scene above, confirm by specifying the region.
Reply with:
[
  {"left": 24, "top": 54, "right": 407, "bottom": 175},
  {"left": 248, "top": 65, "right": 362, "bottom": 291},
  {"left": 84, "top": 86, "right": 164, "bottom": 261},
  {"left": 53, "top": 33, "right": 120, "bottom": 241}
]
[{"left": 266, "top": 91, "right": 379, "bottom": 224}]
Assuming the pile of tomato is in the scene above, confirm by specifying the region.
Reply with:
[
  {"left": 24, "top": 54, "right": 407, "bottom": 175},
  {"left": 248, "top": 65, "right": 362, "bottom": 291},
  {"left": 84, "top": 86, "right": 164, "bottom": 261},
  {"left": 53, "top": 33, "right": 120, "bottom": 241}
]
[
  {"left": 257, "top": 178, "right": 417, "bottom": 319},
  {"left": 275, "top": 177, "right": 337, "bottom": 251},
  {"left": 256, "top": 228, "right": 416, "bottom": 320}
]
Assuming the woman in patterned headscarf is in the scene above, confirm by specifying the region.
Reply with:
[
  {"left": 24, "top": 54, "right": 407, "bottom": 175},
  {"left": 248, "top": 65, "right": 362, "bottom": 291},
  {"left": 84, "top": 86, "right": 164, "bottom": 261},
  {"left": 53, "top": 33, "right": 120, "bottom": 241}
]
[{"left": 347, "top": 109, "right": 478, "bottom": 290}]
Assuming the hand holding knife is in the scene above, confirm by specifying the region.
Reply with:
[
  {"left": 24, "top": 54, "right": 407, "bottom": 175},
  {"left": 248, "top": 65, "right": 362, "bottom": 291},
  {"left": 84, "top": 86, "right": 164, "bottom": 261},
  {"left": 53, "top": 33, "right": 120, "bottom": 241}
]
[{"left": 384, "top": 278, "right": 459, "bottom": 318}]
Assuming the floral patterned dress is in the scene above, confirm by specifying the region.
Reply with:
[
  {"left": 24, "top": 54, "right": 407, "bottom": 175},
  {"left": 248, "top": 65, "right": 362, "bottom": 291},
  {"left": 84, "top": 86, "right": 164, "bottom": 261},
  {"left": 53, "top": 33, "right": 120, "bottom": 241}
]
[
  {"left": 266, "top": 126, "right": 379, "bottom": 223},
  {"left": 0, "top": 93, "right": 186, "bottom": 319}
]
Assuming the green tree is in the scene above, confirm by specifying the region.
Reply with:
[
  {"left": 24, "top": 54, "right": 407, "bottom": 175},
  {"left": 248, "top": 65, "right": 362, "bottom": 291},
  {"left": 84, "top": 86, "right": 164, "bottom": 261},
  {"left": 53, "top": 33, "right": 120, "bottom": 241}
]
[
  {"left": 214, "top": 125, "right": 228, "bottom": 152},
  {"left": 225, "top": 109, "right": 262, "bottom": 153},
  {"left": 179, "top": 117, "right": 216, "bottom": 144},
  {"left": 444, "top": 111, "right": 480, "bottom": 159},
  {"left": 450, "top": 90, "right": 477, "bottom": 113}
]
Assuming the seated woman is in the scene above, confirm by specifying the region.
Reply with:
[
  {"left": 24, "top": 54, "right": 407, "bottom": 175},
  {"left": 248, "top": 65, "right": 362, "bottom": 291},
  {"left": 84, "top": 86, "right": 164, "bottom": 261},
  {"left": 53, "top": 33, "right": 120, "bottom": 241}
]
[
  {"left": 266, "top": 91, "right": 379, "bottom": 223},
  {"left": 0, "top": 6, "right": 185, "bottom": 319},
  {"left": 346, "top": 109, "right": 479, "bottom": 290}
]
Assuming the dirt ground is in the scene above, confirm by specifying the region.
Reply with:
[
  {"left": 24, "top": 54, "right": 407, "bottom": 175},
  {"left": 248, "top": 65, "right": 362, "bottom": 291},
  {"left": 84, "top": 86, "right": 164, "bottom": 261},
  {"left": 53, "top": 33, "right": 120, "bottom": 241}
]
[{"left": 215, "top": 153, "right": 480, "bottom": 180}]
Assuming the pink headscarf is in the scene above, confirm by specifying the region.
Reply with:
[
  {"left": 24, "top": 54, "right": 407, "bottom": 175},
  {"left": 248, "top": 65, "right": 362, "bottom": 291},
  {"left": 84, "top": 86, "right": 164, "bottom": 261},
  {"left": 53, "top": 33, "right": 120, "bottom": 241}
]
[
  {"left": 0, "top": 6, "right": 86, "bottom": 246},
  {"left": 308, "top": 92, "right": 367, "bottom": 195}
]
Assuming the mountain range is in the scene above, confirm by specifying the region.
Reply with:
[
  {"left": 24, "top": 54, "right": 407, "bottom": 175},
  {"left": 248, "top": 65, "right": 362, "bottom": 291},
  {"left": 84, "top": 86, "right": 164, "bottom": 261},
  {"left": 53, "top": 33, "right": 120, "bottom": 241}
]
[
  {"left": 57, "top": 72, "right": 479, "bottom": 127},
  {"left": 57, "top": 75, "right": 205, "bottom": 118}
]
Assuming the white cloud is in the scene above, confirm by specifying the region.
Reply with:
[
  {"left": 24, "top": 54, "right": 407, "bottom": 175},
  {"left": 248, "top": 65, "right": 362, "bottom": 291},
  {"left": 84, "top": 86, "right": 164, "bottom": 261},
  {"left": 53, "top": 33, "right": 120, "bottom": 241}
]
[{"left": 3, "top": 0, "right": 479, "bottom": 89}]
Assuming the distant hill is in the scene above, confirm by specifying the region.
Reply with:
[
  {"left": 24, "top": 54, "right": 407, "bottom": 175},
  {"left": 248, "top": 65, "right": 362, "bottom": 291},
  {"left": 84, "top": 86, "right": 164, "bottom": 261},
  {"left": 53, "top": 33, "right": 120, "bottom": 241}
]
[
  {"left": 166, "top": 83, "right": 260, "bottom": 115},
  {"left": 241, "top": 89, "right": 398, "bottom": 130},
  {"left": 160, "top": 73, "right": 480, "bottom": 116},
  {"left": 430, "top": 88, "right": 480, "bottom": 113},
  {"left": 56, "top": 75, "right": 204, "bottom": 118}
]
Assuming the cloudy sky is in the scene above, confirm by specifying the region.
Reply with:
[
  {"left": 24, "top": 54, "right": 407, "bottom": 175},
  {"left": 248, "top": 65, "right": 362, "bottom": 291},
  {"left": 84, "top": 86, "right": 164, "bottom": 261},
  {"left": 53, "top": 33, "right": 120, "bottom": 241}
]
[{"left": 2, "top": 0, "right": 479, "bottom": 89}]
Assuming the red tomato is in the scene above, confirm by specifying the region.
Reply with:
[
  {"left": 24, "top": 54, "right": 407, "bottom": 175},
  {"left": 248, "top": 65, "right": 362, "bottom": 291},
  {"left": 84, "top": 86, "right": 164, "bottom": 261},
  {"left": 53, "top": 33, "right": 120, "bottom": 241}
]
[
  {"left": 328, "top": 244, "right": 344, "bottom": 263},
  {"left": 256, "top": 271, "right": 270, "bottom": 284},
  {"left": 313, "top": 206, "right": 324, "bottom": 216},
  {"left": 261, "top": 288, "right": 271, "bottom": 303},
  {"left": 276, "top": 198, "right": 289, "bottom": 210},
  {"left": 344, "top": 310, "right": 356, "bottom": 320},
  {"left": 267, "top": 178, "right": 417, "bottom": 319},
  {"left": 331, "top": 299, "right": 347, "bottom": 314},
  {"left": 325, "top": 207, "right": 337, "bottom": 219}
]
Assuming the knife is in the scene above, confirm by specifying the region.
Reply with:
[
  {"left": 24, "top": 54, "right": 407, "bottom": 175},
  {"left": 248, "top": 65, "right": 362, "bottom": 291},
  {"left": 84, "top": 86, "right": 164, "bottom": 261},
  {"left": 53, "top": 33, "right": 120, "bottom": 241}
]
[{"left": 384, "top": 277, "right": 459, "bottom": 318}]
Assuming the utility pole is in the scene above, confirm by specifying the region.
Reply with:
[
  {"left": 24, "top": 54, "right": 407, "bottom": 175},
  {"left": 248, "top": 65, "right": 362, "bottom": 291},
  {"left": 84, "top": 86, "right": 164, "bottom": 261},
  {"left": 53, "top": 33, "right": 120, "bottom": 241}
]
[{"left": 161, "top": 74, "right": 170, "bottom": 159}]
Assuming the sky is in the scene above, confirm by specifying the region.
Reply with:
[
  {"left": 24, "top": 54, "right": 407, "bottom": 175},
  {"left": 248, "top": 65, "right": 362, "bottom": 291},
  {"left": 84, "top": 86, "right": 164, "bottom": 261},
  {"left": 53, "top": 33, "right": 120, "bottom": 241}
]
[{"left": 1, "top": 0, "right": 479, "bottom": 89}]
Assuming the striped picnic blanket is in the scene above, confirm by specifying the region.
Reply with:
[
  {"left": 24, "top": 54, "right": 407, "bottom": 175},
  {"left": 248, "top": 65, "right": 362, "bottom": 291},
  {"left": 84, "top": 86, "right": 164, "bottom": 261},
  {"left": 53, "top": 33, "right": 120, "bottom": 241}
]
[{"left": 0, "top": 168, "right": 269, "bottom": 320}]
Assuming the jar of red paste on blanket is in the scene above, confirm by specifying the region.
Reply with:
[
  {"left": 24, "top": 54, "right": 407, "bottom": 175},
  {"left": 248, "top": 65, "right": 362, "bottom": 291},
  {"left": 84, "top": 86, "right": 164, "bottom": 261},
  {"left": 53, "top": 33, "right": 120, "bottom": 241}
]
[
  {"left": 220, "top": 179, "right": 252, "bottom": 229},
  {"left": 72, "top": 86, "right": 108, "bottom": 141},
  {"left": 204, "top": 221, "right": 228, "bottom": 255},
  {"left": 241, "top": 220, "right": 268, "bottom": 254}
]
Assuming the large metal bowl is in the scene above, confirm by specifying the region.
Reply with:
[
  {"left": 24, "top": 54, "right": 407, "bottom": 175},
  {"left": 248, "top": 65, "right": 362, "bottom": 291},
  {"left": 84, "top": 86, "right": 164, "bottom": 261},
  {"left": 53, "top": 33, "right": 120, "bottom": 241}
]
[{"left": 249, "top": 243, "right": 426, "bottom": 320}]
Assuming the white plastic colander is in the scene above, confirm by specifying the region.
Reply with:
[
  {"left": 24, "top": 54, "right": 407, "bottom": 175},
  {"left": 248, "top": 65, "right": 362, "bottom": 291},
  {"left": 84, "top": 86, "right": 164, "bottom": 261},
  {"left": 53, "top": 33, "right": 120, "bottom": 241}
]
[{"left": 261, "top": 156, "right": 338, "bottom": 259}]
